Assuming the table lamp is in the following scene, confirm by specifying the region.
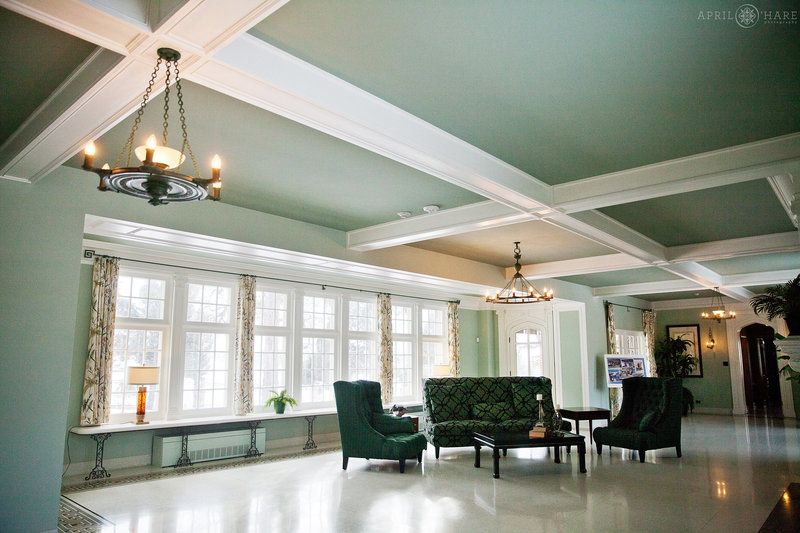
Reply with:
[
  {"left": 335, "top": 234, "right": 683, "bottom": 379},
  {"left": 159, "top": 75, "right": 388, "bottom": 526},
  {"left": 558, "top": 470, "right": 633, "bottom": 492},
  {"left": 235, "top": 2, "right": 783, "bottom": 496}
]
[
  {"left": 127, "top": 365, "right": 159, "bottom": 424},
  {"left": 433, "top": 364, "right": 451, "bottom": 377}
]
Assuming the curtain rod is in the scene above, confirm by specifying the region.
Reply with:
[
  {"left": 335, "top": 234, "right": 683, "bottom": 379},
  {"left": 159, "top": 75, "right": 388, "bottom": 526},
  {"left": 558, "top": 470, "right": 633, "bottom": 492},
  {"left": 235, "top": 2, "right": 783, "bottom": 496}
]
[
  {"left": 604, "top": 300, "right": 652, "bottom": 313},
  {"left": 85, "top": 250, "right": 460, "bottom": 305}
]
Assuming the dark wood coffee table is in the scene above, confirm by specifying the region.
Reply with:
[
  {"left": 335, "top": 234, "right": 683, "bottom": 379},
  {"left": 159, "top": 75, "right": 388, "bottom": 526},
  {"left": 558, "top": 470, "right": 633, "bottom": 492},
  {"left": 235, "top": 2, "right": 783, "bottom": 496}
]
[{"left": 473, "top": 430, "right": 586, "bottom": 478}]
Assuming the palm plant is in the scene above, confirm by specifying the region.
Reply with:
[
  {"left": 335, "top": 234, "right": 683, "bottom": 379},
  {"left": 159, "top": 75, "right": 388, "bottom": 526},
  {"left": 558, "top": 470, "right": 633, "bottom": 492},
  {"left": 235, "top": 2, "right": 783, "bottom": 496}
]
[
  {"left": 654, "top": 335, "right": 697, "bottom": 416},
  {"left": 750, "top": 274, "right": 800, "bottom": 335}
]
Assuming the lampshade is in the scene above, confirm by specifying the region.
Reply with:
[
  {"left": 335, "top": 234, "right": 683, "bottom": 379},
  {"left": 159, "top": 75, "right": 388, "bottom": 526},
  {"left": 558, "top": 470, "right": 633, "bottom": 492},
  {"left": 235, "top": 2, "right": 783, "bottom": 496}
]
[
  {"left": 433, "top": 364, "right": 451, "bottom": 377},
  {"left": 128, "top": 366, "right": 160, "bottom": 385}
]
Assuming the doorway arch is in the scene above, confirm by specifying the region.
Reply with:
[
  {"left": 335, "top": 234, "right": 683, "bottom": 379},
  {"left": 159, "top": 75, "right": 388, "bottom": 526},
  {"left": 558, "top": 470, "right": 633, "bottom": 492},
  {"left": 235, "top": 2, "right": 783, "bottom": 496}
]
[{"left": 725, "top": 309, "right": 794, "bottom": 417}]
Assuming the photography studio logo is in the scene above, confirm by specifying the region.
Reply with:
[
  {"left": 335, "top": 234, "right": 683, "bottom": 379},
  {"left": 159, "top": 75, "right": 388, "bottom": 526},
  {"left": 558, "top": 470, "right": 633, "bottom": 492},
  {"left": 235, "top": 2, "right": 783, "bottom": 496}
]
[{"left": 697, "top": 4, "right": 797, "bottom": 28}]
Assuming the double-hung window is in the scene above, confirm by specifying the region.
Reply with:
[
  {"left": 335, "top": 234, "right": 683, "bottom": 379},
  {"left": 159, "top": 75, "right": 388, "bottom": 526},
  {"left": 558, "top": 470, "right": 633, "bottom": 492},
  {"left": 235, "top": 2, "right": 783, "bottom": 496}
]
[
  {"left": 252, "top": 286, "right": 292, "bottom": 409},
  {"left": 420, "top": 306, "right": 447, "bottom": 378},
  {"left": 299, "top": 294, "right": 338, "bottom": 405},
  {"left": 345, "top": 299, "right": 379, "bottom": 381},
  {"left": 110, "top": 271, "right": 171, "bottom": 422},
  {"left": 177, "top": 279, "right": 236, "bottom": 415}
]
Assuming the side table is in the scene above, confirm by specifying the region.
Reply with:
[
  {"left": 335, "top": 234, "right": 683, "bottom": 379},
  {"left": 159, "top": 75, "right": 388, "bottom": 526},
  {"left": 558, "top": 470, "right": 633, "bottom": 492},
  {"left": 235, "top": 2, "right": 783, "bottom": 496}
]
[{"left": 558, "top": 407, "right": 611, "bottom": 447}]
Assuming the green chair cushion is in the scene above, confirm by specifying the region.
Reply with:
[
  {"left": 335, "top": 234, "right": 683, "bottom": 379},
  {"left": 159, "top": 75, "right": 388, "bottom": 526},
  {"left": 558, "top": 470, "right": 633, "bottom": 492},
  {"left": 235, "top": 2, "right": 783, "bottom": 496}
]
[
  {"left": 371, "top": 413, "right": 414, "bottom": 435},
  {"left": 431, "top": 384, "right": 470, "bottom": 421},
  {"left": 638, "top": 409, "right": 661, "bottom": 432},
  {"left": 472, "top": 401, "right": 514, "bottom": 422}
]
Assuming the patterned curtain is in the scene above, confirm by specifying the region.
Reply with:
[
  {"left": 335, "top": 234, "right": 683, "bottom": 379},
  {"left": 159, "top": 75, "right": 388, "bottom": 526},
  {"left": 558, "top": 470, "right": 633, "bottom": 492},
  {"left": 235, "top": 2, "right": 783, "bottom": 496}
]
[
  {"left": 234, "top": 275, "right": 257, "bottom": 415},
  {"left": 378, "top": 293, "right": 393, "bottom": 404},
  {"left": 80, "top": 256, "right": 120, "bottom": 425},
  {"left": 447, "top": 301, "right": 461, "bottom": 377},
  {"left": 642, "top": 310, "right": 657, "bottom": 377},
  {"left": 605, "top": 303, "right": 622, "bottom": 417}
]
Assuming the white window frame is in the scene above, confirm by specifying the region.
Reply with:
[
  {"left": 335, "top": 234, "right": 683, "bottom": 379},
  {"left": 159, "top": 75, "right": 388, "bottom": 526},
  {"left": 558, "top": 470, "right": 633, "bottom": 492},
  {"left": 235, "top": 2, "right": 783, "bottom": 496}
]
[
  {"left": 294, "top": 290, "right": 341, "bottom": 408},
  {"left": 343, "top": 296, "right": 379, "bottom": 383},
  {"left": 420, "top": 304, "right": 448, "bottom": 380},
  {"left": 168, "top": 273, "right": 237, "bottom": 418},
  {"left": 108, "top": 267, "right": 173, "bottom": 424},
  {"left": 252, "top": 282, "right": 294, "bottom": 412}
]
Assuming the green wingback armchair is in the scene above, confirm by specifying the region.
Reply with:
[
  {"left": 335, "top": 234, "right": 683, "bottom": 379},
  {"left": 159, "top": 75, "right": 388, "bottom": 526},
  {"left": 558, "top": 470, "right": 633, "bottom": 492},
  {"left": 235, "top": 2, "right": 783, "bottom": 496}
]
[
  {"left": 593, "top": 377, "right": 683, "bottom": 463},
  {"left": 333, "top": 380, "right": 428, "bottom": 473}
]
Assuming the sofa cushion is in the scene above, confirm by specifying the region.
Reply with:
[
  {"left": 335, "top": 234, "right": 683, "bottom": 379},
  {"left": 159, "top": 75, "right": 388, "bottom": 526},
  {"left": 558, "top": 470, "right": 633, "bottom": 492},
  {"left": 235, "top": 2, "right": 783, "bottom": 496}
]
[
  {"left": 511, "top": 381, "right": 555, "bottom": 423},
  {"left": 472, "top": 401, "right": 514, "bottom": 422},
  {"left": 430, "top": 384, "right": 470, "bottom": 422}
]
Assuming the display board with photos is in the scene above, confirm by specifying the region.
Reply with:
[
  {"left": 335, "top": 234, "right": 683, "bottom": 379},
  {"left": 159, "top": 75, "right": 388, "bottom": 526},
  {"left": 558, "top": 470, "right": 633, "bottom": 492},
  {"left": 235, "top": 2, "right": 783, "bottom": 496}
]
[{"left": 604, "top": 354, "right": 648, "bottom": 388}]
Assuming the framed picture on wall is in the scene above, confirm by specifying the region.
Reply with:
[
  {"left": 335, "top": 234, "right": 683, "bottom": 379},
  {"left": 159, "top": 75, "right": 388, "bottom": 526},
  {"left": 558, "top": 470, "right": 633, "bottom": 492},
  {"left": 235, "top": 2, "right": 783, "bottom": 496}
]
[
  {"left": 667, "top": 324, "right": 703, "bottom": 378},
  {"left": 604, "top": 354, "right": 648, "bottom": 388}
]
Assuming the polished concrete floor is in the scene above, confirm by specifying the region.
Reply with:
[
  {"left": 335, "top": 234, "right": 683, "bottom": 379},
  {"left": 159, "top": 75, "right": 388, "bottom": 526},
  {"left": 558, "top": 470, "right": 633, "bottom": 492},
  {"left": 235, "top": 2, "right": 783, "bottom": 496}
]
[{"left": 66, "top": 415, "right": 800, "bottom": 532}]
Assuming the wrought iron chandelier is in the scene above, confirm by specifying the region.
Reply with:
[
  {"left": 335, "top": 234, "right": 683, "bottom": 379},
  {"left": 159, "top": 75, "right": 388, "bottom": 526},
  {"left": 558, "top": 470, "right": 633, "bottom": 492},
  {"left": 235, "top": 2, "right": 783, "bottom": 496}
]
[
  {"left": 82, "top": 48, "right": 221, "bottom": 206},
  {"left": 700, "top": 287, "right": 736, "bottom": 322},
  {"left": 486, "top": 242, "right": 553, "bottom": 304}
]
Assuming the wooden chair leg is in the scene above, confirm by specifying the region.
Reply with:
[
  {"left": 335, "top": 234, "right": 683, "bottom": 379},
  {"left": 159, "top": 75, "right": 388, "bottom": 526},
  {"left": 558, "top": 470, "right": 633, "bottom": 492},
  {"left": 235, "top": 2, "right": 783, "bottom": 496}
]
[
  {"left": 639, "top": 448, "right": 646, "bottom": 463},
  {"left": 502, "top": 448, "right": 507, "bottom": 457},
  {"left": 418, "top": 451, "right": 423, "bottom": 463},
  {"left": 342, "top": 456, "right": 349, "bottom": 470},
  {"left": 399, "top": 458, "right": 406, "bottom": 473},
  {"left": 596, "top": 443, "right": 602, "bottom": 455},
  {"left": 435, "top": 446, "right": 440, "bottom": 459},
  {"left": 676, "top": 444, "right": 682, "bottom": 458}
]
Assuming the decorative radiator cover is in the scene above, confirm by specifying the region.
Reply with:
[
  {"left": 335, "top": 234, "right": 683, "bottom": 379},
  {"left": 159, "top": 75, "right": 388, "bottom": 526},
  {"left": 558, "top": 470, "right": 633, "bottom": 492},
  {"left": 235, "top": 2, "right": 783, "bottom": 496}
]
[{"left": 153, "top": 428, "right": 266, "bottom": 467}]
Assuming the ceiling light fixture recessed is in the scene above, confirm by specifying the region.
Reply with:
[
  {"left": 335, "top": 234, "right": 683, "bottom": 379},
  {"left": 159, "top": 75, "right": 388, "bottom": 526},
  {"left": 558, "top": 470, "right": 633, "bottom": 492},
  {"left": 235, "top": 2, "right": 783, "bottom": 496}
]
[
  {"left": 486, "top": 242, "right": 553, "bottom": 304},
  {"left": 82, "top": 48, "right": 222, "bottom": 206},
  {"left": 397, "top": 211, "right": 412, "bottom": 218},
  {"left": 422, "top": 205, "right": 440, "bottom": 214}
]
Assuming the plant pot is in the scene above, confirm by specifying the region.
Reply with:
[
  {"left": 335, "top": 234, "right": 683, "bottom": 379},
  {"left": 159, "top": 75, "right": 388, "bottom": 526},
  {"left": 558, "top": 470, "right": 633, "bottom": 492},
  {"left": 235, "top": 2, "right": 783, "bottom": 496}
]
[
  {"left": 785, "top": 314, "right": 800, "bottom": 336},
  {"left": 274, "top": 400, "right": 286, "bottom": 414}
]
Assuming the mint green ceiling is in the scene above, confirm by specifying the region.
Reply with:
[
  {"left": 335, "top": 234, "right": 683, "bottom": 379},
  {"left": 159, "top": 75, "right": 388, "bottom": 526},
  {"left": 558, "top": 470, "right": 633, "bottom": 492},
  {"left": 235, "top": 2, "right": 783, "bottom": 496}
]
[
  {"left": 251, "top": 1, "right": 800, "bottom": 185},
  {"left": 557, "top": 267, "right": 681, "bottom": 288},
  {"left": 700, "top": 253, "right": 800, "bottom": 276},
  {"left": 598, "top": 180, "right": 794, "bottom": 247},
  {"left": 409, "top": 220, "right": 615, "bottom": 266},
  {"left": 0, "top": 7, "right": 96, "bottom": 144},
  {"left": 65, "top": 81, "right": 483, "bottom": 230}
]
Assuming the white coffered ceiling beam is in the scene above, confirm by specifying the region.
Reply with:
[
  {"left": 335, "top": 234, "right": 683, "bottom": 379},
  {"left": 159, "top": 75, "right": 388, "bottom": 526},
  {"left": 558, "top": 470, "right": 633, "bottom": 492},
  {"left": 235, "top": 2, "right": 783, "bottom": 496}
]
[
  {"left": 553, "top": 134, "right": 800, "bottom": 213},
  {"left": 767, "top": 174, "right": 799, "bottom": 228},
  {"left": 0, "top": 0, "right": 289, "bottom": 183},
  {"left": 667, "top": 231, "right": 800, "bottom": 263},
  {"left": 518, "top": 253, "right": 648, "bottom": 280},
  {"left": 193, "top": 35, "right": 555, "bottom": 213},
  {"left": 724, "top": 269, "right": 800, "bottom": 288},
  {"left": 347, "top": 201, "right": 533, "bottom": 251},
  {"left": 593, "top": 279, "right": 701, "bottom": 298}
]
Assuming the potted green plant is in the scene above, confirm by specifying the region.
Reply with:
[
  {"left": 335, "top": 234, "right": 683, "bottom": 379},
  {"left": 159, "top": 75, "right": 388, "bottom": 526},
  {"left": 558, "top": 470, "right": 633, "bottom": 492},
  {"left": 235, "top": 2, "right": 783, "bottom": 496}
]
[
  {"left": 750, "top": 274, "right": 800, "bottom": 335},
  {"left": 654, "top": 335, "right": 697, "bottom": 416},
  {"left": 265, "top": 390, "right": 297, "bottom": 414}
]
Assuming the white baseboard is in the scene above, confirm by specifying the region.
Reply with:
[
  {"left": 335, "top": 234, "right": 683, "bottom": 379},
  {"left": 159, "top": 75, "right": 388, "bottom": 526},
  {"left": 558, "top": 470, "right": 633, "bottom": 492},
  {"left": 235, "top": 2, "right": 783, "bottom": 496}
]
[{"left": 691, "top": 407, "right": 733, "bottom": 415}]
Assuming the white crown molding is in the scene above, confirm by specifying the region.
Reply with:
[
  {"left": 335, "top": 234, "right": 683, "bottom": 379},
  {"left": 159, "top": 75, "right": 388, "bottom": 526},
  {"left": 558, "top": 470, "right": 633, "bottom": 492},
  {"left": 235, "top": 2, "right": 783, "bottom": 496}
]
[{"left": 767, "top": 174, "right": 799, "bottom": 228}]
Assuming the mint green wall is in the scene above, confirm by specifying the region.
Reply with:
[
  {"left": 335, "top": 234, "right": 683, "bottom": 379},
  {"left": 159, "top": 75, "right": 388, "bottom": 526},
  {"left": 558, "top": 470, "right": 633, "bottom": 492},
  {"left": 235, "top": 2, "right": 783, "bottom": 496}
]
[
  {"left": 0, "top": 165, "right": 493, "bottom": 530},
  {"left": 1, "top": 175, "right": 86, "bottom": 532},
  {"left": 559, "top": 310, "right": 582, "bottom": 407},
  {"left": 476, "top": 310, "right": 499, "bottom": 376},
  {"left": 655, "top": 309, "right": 733, "bottom": 410},
  {"left": 458, "top": 309, "right": 479, "bottom": 377}
]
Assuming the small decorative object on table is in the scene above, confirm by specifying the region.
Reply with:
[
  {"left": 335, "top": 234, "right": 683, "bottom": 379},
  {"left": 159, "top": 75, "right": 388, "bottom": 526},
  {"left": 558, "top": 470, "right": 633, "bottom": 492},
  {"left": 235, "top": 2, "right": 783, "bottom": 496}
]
[
  {"left": 391, "top": 404, "right": 408, "bottom": 417},
  {"left": 529, "top": 426, "right": 548, "bottom": 438},
  {"left": 265, "top": 390, "right": 297, "bottom": 414},
  {"left": 549, "top": 404, "right": 564, "bottom": 433}
]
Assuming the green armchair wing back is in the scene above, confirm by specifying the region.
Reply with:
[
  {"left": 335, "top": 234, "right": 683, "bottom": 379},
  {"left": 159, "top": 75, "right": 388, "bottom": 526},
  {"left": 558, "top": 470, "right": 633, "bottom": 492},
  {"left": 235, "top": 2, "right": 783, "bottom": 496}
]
[
  {"left": 333, "top": 380, "right": 427, "bottom": 473},
  {"left": 593, "top": 377, "right": 683, "bottom": 463}
]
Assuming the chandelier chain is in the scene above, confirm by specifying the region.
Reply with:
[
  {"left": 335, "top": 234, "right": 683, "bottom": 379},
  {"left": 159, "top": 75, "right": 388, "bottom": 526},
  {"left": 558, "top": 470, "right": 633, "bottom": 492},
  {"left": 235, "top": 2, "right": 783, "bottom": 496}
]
[
  {"left": 174, "top": 61, "right": 201, "bottom": 179},
  {"left": 162, "top": 62, "right": 171, "bottom": 146},
  {"left": 117, "top": 57, "right": 162, "bottom": 168}
]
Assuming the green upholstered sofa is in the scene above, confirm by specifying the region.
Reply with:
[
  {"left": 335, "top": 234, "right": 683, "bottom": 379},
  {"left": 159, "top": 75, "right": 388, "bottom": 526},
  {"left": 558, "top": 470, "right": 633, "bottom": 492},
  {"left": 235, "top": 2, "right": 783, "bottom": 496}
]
[
  {"left": 333, "top": 380, "right": 428, "bottom": 473},
  {"left": 422, "top": 376, "right": 567, "bottom": 458},
  {"left": 593, "top": 377, "right": 683, "bottom": 462}
]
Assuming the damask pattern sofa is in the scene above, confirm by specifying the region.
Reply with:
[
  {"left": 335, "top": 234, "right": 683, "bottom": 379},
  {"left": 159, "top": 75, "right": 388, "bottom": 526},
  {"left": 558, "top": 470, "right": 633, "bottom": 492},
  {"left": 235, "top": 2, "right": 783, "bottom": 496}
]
[{"left": 422, "top": 376, "right": 569, "bottom": 458}]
